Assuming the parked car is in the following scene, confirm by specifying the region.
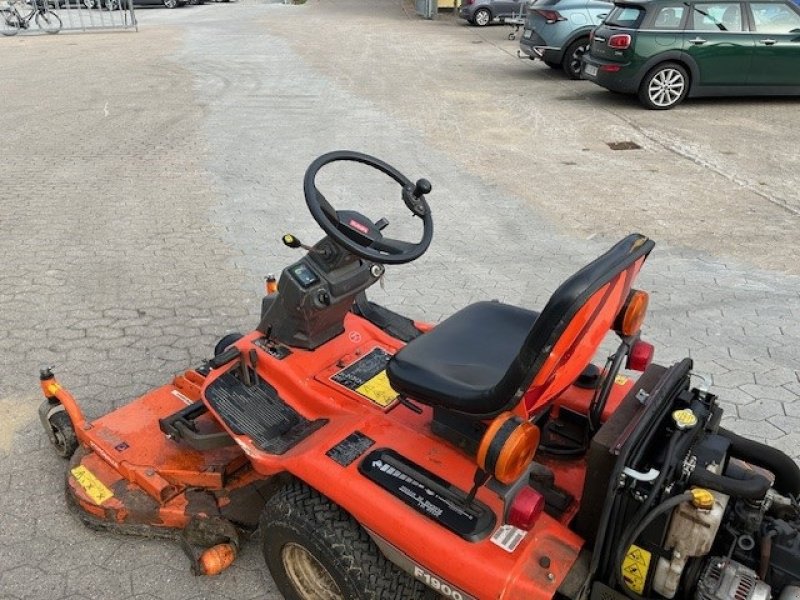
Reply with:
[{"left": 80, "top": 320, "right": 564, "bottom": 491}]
[
  {"left": 518, "top": 0, "right": 612, "bottom": 78},
  {"left": 459, "top": 0, "right": 527, "bottom": 26},
  {"left": 582, "top": 0, "right": 800, "bottom": 109}
]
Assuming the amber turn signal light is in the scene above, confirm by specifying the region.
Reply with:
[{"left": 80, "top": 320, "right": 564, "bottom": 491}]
[
  {"left": 476, "top": 412, "right": 540, "bottom": 485},
  {"left": 198, "top": 543, "right": 237, "bottom": 576},
  {"left": 615, "top": 289, "right": 649, "bottom": 337}
]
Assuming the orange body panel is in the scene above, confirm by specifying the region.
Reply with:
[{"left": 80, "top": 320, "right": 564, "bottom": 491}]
[
  {"left": 195, "top": 316, "right": 588, "bottom": 599},
  {"left": 49, "top": 250, "right": 651, "bottom": 598}
]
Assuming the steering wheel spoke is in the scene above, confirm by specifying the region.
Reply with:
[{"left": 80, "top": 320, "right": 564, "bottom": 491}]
[{"left": 370, "top": 237, "right": 416, "bottom": 256}]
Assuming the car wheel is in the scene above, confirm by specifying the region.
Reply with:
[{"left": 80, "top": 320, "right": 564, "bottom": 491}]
[
  {"left": 543, "top": 59, "right": 562, "bottom": 70},
  {"left": 638, "top": 62, "right": 689, "bottom": 110},
  {"left": 562, "top": 37, "right": 590, "bottom": 80},
  {"left": 163, "top": 0, "right": 177, "bottom": 7},
  {"left": 260, "top": 481, "right": 436, "bottom": 600},
  {"left": 472, "top": 7, "right": 491, "bottom": 26}
]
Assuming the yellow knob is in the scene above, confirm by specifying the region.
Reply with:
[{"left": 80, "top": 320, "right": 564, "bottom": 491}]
[
  {"left": 691, "top": 488, "right": 715, "bottom": 510},
  {"left": 672, "top": 408, "right": 698, "bottom": 430}
]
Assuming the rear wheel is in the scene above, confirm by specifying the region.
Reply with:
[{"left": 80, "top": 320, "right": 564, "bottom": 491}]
[
  {"left": 260, "top": 481, "right": 435, "bottom": 600},
  {"left": 164, "top": 0, "right": 178, "bottom": 8},
  {"left": 562, "top": 37, "right": 590, "bottom": 79},
  {"left": 36, "top": 10, "right": 62, "bottom": 33},
  {"left": 1, "top": 9, "right": 21, "bottom": 35},
  {"left": 638, "top": 62, "right": 689, "bottom": 110},
  {"left": 472, "top": 7, "right": 491, "bottom": 26}
]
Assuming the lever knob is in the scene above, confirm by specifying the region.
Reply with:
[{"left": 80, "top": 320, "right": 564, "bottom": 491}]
[
  {"left": 282, "top": 234, "right": 302, "bottom": 249},
  {"left": 412, "top": 178, "right": 432, "bottom": 198}
]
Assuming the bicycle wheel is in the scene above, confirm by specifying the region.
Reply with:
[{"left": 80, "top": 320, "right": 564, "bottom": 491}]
[
  {"left": 35, "top": 9, "right": 61, "bottom": 33},
  {"left": 0, "top": 9, "right": 21, "bottom": 35}
]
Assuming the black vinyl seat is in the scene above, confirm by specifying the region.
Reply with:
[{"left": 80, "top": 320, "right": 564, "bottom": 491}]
[
  {"left": 386, "top": 234, "right": 656, "bottom": 419},
  {"left": 386, "top": 301, "right": 539, "bottom": 416}
]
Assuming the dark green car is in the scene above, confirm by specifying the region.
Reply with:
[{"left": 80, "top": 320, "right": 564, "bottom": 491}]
[{"left": 582, "top": 0, "right": 800, "bottom": 108}]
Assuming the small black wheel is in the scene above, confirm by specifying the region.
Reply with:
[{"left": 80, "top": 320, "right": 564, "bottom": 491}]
[
  {"left": 562, "top": 37, "right": 590, "bottom": 80},
  {"left": 260, "top": 481, "right": 435, "bottom": 600},
  {"left": 638, "top": 62, "right": 689, "bottom": 110},
  {"left": 48, "top": 410, "right": 78, "bottom": 459},
  {"left": 213, "top": 332, "right": 243, "bottom": 356},
  {"left": 472, "top": 7, "right": 491, "bottom": 26},
  {"left": 543, "top": 59, "right": 562, "bottom": 70}
]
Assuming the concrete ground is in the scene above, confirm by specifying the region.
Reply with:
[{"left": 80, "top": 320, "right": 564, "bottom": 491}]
[{"left": 0, "top": 1, "right": 798, "bottom": 598}]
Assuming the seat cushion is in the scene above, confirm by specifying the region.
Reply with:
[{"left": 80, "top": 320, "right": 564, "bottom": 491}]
[{"left": 386, "top": 301, "right": 539, "bottom": 416}]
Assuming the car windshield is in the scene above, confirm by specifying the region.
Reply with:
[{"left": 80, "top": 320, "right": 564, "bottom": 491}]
[{"left": 604, "top": 5, "right": 645, "bottom": 26}]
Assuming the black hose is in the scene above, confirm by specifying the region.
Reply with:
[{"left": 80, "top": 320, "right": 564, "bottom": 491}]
[
  {"left": 617, "top": 492, "right": 694, "bottom": 599},
  {"left": 719, "top": 427, "right": 800, "bottom": 496},
  {"left": 688, "top": 466, "right": 771, "bottom": 500}
]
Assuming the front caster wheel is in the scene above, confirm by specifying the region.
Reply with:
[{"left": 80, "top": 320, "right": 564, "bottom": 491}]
[
  {"left": 260, "top": 481, "right": 435, "bottom": 600},
  {"left": 213, "top": 332, "right": 243, "bottom": 356},
  {"left": 44, "top": 408, "right": 78, "bottom": 459}
]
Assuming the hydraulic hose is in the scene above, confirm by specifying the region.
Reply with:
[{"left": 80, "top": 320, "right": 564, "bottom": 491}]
[
  {"left": 617, "top": 492, "right": 694, "bottom": 600},
  {"left": 688, "top": 466, "right": 771, "bottom": 500},
  {"left": 719, "top": 427, "right": 800, "bottom": 496}
]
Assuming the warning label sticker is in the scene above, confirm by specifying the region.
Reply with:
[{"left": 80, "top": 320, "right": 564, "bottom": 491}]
[
  {"left": 71, "top": 465, "right": 114, "bottom": 505},
  {"left": 490, "top": 524, "right": 527, "bottom": 553},
  {"left": 331, "top": 348, "right": 399, "bottom": 408},
  {"left": 622, "top": 544, "right": 652, "bottom": 595}
]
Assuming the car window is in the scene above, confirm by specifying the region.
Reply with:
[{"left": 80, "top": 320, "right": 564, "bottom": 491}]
[
  {"left": 652, "top": 5, "right": 687, "bottom": 28},
  {"left": 749, "top": 2, "right": 800, "bottom": 32},
  {"left": 690, "top": 2, "right": 743, "bottom": 30},
  {"left": 605, "top": 5, "right": 645, "bottom": 26}
]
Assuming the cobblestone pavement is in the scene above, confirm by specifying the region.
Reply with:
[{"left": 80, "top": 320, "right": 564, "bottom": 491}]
[{"left": 0, "top": 1, "right": 798, "bottom": 599}]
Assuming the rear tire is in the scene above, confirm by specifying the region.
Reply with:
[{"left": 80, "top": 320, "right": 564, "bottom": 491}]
[
  {"left": 638, "top": 62, "right": 689, "bottom": 110},
  {"left": 472, "top": 7, "right": 491, "bottom": 26},
  {"left": 1, "top": 9, "right": 21, "bottom": 35},
  {"left": 562, "top": 37, "right": 589, "bottom": 80},
  {"left": 260, "top": 481, "right": 435, "bottom": 600}
]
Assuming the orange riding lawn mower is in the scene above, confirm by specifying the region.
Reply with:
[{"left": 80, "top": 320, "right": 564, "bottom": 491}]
[{"left": 39, "top": 152, "right": 800, "bottom": 600}]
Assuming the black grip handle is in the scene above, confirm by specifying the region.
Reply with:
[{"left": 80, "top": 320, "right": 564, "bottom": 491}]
[{"left": 208, "top": 346, "right": 241, "bottom": 369}]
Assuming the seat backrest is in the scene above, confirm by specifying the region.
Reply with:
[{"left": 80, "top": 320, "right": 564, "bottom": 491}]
[{"left": 515, "top": 234, "right": 655, "bottom": 415}]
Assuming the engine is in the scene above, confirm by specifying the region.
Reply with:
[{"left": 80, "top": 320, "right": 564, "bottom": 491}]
[{"left": 584, "top": 360, "right": 800, "bottom": 600}]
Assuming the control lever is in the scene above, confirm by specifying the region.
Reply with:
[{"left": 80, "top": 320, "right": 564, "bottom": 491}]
[{"left": 282, "top": 234, "right": 315, "bottom": 253}]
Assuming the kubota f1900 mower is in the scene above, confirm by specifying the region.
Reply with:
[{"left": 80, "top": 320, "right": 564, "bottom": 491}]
[{"left": 40, "top": 151, "right": 800, "bottom": 600}]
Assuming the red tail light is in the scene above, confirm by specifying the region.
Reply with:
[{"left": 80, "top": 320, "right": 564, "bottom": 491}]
[
  {"left": 600, "top": 64, "right": 622, "bottom": 72},
  {"left": 506, "top": 487, "right": 545, "bottom": 531},
  {"left": 627, "top": 339, "right": 654, "bottom": 372},
  {"left": 608, "top": 33, "right": 632, "bottom": 49},
  {"left": 534, "top": 9, "right": 565, "bottom": 22}
]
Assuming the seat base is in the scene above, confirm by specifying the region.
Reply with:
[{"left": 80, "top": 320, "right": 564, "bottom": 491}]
[{"left": 387, "top": 301, "right": 540, "bottom": 417}]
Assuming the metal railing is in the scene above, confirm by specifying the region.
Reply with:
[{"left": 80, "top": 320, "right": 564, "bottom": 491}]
[{"left": 1, "top": 0, "right": 136, "bottom": 35}]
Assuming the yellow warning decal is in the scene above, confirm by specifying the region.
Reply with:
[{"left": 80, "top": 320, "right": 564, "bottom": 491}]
[
  {"left": 71, "top": 465, "right": 114, "bottom": 505},
  {"left": 355, "top": 371, "right": 398, "bottom": 407},
  {"left": 622, "top": 544, "right": 651, "bottom": 595},
  {"left": 615, "top": 375, "right": 629, "bottom": 385}
]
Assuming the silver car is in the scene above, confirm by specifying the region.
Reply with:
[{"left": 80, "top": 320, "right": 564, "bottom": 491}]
[{"left": 458, "top": 0, "right": 527, "bottom": 26}]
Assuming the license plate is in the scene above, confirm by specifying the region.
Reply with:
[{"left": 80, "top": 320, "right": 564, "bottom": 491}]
[
  {"left": 584, "top": 64, "right": 598, "bottom": 77},
  {"left": 523, "top": 29, "right": 532, "bottom": 39}
]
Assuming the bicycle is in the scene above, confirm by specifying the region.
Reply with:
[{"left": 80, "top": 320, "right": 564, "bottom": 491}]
[{"left": 1, "top": 0, "right": 62, "bottom": 36}]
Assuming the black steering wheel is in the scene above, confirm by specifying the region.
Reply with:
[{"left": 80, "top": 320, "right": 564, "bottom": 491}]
[{"left": 303, "top": 150, "right": 434, "bottom": 265}]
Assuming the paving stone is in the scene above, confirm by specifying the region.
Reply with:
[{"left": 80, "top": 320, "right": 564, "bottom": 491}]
[{"left": 0, "top": 2, "right": 798, "bottom": 600}]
